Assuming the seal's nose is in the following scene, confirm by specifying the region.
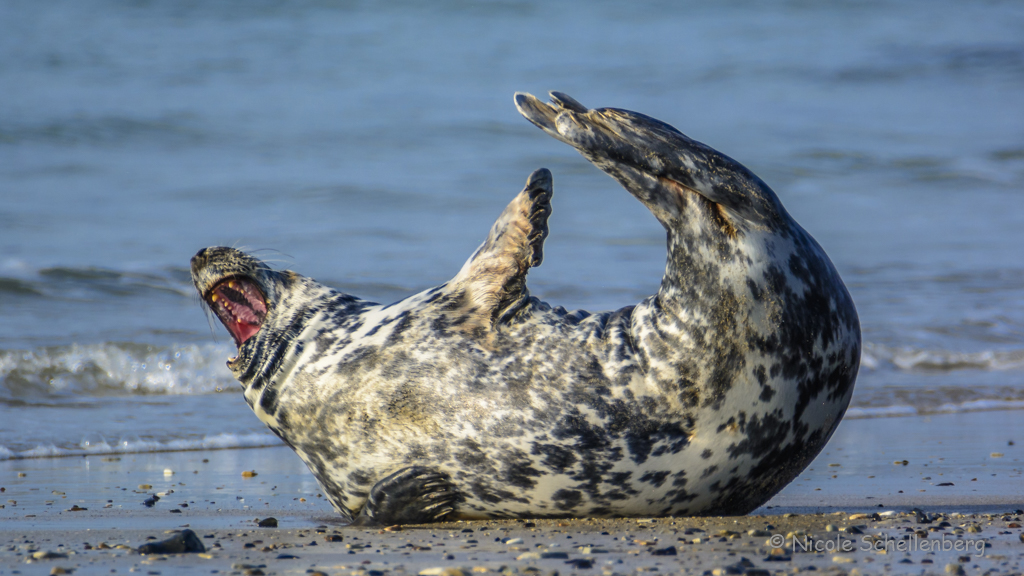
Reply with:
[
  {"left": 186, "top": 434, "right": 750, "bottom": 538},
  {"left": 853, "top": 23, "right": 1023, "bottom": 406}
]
[{"left": 191, "top": 248, "right": 209, "bottom": 275}]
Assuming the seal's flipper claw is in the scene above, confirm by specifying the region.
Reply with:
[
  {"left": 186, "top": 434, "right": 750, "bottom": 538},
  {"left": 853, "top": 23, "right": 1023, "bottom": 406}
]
[
  {"left": 350, "top": 466, "right": 458, "bottom": 527},
  {"left": 515, "top": 91, "right": 785, "bottom": 229},
  {"left": 447, "top": 168, "right": 552, "bottom": 326}
]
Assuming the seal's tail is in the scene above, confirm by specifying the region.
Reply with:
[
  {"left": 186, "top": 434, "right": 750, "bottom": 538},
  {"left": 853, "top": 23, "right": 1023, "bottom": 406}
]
[{"left": 514, "top": 91, "right": 785, "bottom": 231}]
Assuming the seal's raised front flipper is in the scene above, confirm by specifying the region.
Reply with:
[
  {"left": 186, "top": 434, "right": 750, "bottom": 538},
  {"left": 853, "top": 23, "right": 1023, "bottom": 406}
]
[
  {"left": 514, "top": 92, "right": 786, "bottom": 231},
  {"left": 350, "top": 466, "right": 458, "bottom": 527},
  {"left": 445, "top": 168, "right": 552, "bottom": 326}
]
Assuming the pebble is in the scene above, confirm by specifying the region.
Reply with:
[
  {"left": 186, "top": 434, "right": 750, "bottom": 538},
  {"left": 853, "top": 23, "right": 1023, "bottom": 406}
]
[
  {"left": 825, "top": 524, "right": 838, "bottom": 532},
  {"left": 503, "top": 538, "right": 523, "bottom": 545},
  {"left": 991, "top": 453, "right": 1004, "bottom": 458},
  {"left": 137, "top": 529, "right": 206, "bottom": 554},
  {"left": 577, "top": 546, "right": 608, "bottom": 553},
  {"left": 747, "top": 529, "right": 771, "bottom": 537},
  {"left": 420, "top": 568, "right": 466, "bottom": 576},
  {"left": 242, "top": 470, "right": 258, "bottom": 478},
  {"left": 164, "top": 469, "right": 174, "bottom": 476},
  {"left": 945, "top": 563, "right": 966, "bottom": 576},
  {"left": 833, "top": 556, "right": 855, "bottom": 564},
  {"left": 32, "top": 550, "right": 69, "bottom": 560},
  {"left": 138, "top": 484, "right": 152, "bottom": 490}
]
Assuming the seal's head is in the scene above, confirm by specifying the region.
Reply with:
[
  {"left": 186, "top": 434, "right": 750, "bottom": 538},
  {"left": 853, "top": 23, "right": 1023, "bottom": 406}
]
[{"left": 190, "top": 247, "right": 279, "bottom": 364}]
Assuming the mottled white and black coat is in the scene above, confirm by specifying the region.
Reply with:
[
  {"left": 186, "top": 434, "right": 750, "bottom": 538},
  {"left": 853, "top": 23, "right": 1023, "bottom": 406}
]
[{"left": 191, "top": 92, "right": 860, "bottom": 525}]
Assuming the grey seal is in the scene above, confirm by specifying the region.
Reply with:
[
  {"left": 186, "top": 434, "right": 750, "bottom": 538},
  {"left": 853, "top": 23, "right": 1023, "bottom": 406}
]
[{"left": 190, "top": 92, "right": 860, "bottom": 525}]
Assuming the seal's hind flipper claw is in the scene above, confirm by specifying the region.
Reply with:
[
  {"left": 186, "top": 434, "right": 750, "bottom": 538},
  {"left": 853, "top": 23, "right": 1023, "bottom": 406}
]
[{"left": 350, "top": 466, "right": 458, "bottom": 527}]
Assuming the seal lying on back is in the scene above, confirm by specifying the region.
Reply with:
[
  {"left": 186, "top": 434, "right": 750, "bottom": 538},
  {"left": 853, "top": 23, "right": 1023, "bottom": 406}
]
[{"left": 191, "top": 92, "right": 860, "bottom": 525}]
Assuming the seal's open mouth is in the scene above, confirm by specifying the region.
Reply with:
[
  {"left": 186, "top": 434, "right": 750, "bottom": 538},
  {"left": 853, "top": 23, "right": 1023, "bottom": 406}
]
[{"left": 205, "top": 277, "right": 267, "bottom": 347}]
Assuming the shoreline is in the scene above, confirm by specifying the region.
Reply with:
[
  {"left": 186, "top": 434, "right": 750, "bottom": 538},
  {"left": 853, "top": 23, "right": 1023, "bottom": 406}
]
[{"left": 3, "top": 410, "right": 1023, "bottom": 572}]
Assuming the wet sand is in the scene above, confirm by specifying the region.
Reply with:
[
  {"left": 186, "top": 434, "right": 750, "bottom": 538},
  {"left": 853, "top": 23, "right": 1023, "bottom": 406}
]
[{"left": 2, "top": 410, "right": 1023, "bottom": 574}]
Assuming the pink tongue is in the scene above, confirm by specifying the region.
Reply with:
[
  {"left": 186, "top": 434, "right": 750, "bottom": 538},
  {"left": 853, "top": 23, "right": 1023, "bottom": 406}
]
[{"left": 233, "top": 320, "right": 261, "bottom": 344}]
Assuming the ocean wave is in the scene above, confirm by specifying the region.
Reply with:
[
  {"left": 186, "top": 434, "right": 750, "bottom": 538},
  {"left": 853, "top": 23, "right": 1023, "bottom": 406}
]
[
  {"left": 861, "top": 342, "right": 1024, "bottom": 372},
  {"left": 847, "top": 399, "right": 1024, "bottom": 419},
  {"left": 0, "top": 432, "right": 282, "bottom": 461},
  {"left": 0, "top": 341, "right": 237, "bottom": 399}
]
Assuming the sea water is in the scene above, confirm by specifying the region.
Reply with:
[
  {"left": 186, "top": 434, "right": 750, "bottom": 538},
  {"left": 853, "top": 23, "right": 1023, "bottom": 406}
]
[{"left": 2, "top": 0, "right": 1023, "bottom": 458}]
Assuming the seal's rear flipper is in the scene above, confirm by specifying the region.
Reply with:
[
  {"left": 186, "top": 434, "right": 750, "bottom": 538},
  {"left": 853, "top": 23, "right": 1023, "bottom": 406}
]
[
  {"left": 446, "top": 168, "right": 552, "bottom": 326},
  {"left": 514, "top": 92, "right": 785, "bottom": 230},
  {"left": 350, "top": 466, "right": 458, "bottom": 527}
]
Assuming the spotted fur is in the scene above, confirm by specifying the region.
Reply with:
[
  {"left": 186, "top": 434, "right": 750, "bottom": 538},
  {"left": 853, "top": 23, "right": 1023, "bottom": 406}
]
[{"left": 190, "top": 92, "right": 860, "bottom": 524}]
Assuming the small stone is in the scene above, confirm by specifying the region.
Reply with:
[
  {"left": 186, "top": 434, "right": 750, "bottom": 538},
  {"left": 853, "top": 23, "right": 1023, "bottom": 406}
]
[
  {"left": 516, "top": 552, "right": 541, "bottom": 560},
  {"left": 242, "top": 470, "right": 258, "bottom": 478},
  {"left": 991, "top": 453, "right": 1004, "bottom": 458},
  {"left": 833, "top": 556, "right": 854, "bottom": 564},
  {"left": 257, "top": 517, "right": 278, "bottom": 528},
  {"left": 138, "top": 484, "right": 152, "bottom": 490},
  {"left": 945, "top": 564, "right": 966, "bottom": 576},
  {"left": 49, "top": 568, "right": 72, "bottom": 575},
  {"left": 33, "top": 550, "right": 69, "bottom": 560},
  {"left": 651, "top": 546, "right": 677, "bottom": 556},
  {"left": 748, "top": 529, "right": 771, "bottom": 537},
  {"left": 164, "top": 469, "right": 174, "bottom": 476},
  {"left": 137, "top": 529, "right": 206, "bottom": 554},
  {"left": 66, "top": 505, "right": 87, "bottom": 512},
  {"left": 825, "top": 524, "right": 838, "bottom": 532},
  {"left": 503, "top": 538, "right": 523, "bottom": 545},
  {"left": 848, "top": 513, "right": 870, "bottom": 520}
]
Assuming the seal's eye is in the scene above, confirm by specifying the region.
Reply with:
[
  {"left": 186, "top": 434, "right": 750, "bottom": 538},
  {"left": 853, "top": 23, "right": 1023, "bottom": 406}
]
[{"left": 206, "top": 277, "right": 267, "bottom": 347}]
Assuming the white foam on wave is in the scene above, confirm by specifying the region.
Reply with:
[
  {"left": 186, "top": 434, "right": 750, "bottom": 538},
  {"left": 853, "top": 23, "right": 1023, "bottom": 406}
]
[
  {"left": 0, "top": 341, "right": 236, "bottom": 397},
  {"left": 861, "top": 342, "right": 1024, "bottom": 372},
  {"left": 0, "top": 432, "right": 282, "bottom": 461}
]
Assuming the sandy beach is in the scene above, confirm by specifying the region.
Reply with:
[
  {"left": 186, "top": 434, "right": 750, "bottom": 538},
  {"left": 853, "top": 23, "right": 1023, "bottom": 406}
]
[{"left": 3, "top": 410, "right": 1022, "bottom": 575}]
